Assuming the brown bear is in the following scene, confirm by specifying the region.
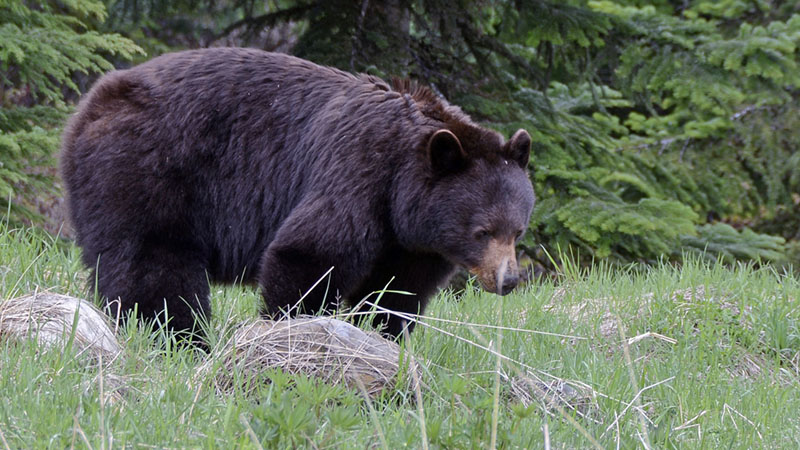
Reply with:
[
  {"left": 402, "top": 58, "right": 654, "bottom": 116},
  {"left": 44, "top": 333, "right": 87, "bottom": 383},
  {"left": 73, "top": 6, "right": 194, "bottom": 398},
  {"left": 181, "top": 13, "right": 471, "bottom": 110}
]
[{"left": 60, "top": 47, "right": 535, "bottom": 339}]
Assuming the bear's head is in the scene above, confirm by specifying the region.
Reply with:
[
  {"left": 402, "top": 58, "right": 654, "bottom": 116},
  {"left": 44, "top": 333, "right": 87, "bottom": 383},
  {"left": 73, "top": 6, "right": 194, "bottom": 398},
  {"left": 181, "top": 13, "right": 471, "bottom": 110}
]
[{"left": 401, "top": 126, "right": 535, "bottom": 295}]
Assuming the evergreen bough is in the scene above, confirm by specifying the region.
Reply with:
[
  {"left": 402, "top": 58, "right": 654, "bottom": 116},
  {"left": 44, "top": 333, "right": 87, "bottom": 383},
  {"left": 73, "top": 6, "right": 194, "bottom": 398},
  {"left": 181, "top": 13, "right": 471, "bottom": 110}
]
[
  {"left": 0, "top": 0, "right": 141, "bottom": 223},
  {"left": 21, "top": 0, "right": 800, "bottom": 267}
]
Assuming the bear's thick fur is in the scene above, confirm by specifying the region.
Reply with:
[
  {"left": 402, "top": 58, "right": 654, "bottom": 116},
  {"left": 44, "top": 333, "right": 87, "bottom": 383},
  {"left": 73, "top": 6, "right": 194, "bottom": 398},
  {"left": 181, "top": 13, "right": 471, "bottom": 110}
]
[{"left": 61, "top": 48, "right": 535, "bottom": 338}]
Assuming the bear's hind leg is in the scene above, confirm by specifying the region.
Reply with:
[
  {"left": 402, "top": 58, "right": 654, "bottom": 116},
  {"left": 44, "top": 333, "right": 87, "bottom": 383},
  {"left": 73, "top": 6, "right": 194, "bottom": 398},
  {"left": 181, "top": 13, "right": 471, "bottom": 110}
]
[{"left": 91, "top": 238, "right": 211, "bottom": 340}]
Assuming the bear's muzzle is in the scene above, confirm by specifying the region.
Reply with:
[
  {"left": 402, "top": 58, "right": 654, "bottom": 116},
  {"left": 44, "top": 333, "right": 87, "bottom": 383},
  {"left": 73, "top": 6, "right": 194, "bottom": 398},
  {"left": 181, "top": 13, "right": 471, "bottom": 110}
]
[{"left": 469, "top": 238, "right": 520, "bottom": 296}]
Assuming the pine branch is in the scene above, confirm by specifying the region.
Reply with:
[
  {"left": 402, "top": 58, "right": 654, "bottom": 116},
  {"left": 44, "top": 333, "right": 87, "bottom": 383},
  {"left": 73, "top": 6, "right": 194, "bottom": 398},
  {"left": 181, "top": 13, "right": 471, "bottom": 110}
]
[
  {"left": 454, "top": 16, "right": 547, "bottom": 90},
  {"left": 618, "top": 105, "right": 773, "bottom": 153},
  {"left": 0, "top": 0, "right": 141, "bottom": 224},
  {"left": 215, "top": 2, "right": 314, "bottom": 41}
]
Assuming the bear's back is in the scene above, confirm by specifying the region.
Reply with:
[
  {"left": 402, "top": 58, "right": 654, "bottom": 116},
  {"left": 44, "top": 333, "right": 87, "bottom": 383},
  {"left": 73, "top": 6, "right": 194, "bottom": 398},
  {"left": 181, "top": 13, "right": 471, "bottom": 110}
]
[{"left": 60, "top": 48, "right": 425, "bottom": 283}]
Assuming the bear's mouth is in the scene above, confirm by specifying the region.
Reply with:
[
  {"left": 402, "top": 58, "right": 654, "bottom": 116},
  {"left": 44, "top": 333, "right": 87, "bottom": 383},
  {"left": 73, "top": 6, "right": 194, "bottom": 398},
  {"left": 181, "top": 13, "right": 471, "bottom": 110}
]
[
  {"left": 466, "top": 237, "right": 520, "bottom": 295},
  {"left": 469, "top": 272, "right": 518, "bottom": 296},
  {"left": 467, "top": 257, "right": 519, "bottom": 296},
  {"left": 474, "top": 275, "right": 502, "bottom": 295}
]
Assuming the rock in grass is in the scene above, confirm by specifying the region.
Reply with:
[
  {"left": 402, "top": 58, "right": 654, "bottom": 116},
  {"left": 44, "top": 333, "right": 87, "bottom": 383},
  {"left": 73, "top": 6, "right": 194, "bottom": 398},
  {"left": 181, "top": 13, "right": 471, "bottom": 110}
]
[
  {"left": 0, "top": 292, "right": 121, "bottom": 362},
  {"left": 0, "top": 294, "right": 419, "bottom": 399},
  {"left": 201, "top": 317, "right": 420, "bottom": 398}
]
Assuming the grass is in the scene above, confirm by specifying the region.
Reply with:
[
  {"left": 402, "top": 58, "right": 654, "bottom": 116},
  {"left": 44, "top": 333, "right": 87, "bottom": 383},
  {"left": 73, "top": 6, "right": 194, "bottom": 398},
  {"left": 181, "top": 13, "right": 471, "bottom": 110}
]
[{"left": 1, "top": 223, "right": 799, "bottom": 448}]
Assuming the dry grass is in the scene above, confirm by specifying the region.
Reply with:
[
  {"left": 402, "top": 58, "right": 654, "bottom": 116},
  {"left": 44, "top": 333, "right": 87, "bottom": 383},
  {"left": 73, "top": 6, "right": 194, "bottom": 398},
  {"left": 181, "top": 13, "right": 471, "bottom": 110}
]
[
  {"left": 505, "top": 371, "right": 598, "bottom": 421},
  {"left": 547, "top": 286, "right": 714, "bottom": 341},
  {"left": 199, "top": 316, "right": 420, "bottom": 398},
  {"left": 0, "top": 292, "right": 130, "bottom": 405},
  {"left": 0, "top": 291, "right": 121, "bottom": 362}
]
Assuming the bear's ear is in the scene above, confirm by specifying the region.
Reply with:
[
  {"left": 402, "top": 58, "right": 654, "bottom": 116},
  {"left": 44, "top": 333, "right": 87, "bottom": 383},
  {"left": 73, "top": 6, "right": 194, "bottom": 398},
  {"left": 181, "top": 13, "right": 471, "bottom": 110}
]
[
  {"left": 505, "top": 129, "right": 531, "bottom": 168},
  {"left": 428, "top": 129, "right": 467, "bottom": 175}
]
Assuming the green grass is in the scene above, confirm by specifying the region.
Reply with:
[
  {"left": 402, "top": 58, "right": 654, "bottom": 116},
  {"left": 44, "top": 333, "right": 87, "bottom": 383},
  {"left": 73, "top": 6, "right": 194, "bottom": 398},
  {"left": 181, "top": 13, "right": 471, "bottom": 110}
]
[{"left": 1, "top": 223, "right": 799, "bottom": 448}]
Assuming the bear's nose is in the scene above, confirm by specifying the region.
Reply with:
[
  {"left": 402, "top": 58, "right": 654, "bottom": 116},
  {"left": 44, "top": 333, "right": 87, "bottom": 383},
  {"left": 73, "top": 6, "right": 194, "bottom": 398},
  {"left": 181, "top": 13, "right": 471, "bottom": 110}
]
[{"left": 499, "top": 275, "right": 519, "bottom": 296}]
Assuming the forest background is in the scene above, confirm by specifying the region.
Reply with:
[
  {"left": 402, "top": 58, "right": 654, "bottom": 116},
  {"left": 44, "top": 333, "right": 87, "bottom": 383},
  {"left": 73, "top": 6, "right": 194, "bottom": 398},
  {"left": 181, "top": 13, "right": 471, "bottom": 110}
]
[{"left": 2, "top": 0, "right": 799, "bottom": 272}]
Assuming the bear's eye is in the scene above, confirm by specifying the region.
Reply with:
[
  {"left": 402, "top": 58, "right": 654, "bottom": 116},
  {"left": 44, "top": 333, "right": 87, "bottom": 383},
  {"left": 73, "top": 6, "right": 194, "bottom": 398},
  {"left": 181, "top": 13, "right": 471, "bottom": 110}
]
[
  {"left": 474, "top": 230, "right": 490, "bottom": 241},
  {"left": 515, "top": 230, "right": 525, "bottom": 240}
]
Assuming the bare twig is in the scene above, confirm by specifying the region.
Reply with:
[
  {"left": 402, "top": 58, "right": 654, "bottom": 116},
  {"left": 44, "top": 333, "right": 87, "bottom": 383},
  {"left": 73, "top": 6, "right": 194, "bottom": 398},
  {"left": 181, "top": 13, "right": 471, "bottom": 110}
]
[
  {"left": 673, "top": 410, "right": 707, "bottom": 432},
  {"left": 722, "top": 403, "right": 763, "bottom": 441}
]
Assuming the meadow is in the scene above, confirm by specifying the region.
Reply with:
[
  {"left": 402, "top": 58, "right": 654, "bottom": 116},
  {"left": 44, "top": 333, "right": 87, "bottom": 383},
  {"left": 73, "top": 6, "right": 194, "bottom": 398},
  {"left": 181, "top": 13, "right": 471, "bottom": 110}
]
[{"left": 1, "top": 223, "right": 799, "bottom": 448}]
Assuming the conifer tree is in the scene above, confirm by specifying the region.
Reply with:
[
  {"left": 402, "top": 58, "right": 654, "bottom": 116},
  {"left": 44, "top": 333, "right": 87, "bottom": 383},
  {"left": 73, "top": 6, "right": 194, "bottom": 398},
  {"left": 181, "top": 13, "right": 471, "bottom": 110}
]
[
  {"left": 46, "top": 0, "right": 800, "bottom": 266},
  {"left": 0, "top": 0, "right": 141, "bottom": 223}
]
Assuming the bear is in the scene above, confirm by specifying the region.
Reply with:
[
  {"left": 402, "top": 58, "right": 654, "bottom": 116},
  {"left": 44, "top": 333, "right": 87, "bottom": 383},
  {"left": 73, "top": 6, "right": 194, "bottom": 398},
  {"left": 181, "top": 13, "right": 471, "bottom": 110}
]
[{"left": 60, "top": 47, "right": 535, "bottom": 339}]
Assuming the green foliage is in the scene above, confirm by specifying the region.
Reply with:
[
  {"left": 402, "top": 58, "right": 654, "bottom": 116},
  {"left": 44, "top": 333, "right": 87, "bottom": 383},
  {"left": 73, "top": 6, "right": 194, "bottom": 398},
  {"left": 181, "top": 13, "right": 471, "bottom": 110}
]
[
  {"left": 471, "top": 1, "right": 798, "bottom": 265},
  {"left": 0, "top": 0, "right": 141, "bottom": 223},
  {"left": 682, "top": 222, "right": 786, "bottom": 264},
  {"left": 101, "top": 0, "right": 303, "bottom": 58},
  {"left": 9, "top": 0, "right": 797, "bottom": 267},
  {"left": 218, "top": 0, "right": 798, "bottom": 265},
  {"left": 0, "top": 117, "right": 60, "bottom": 221},
  {"left": 476, "top": 1, "right": 800, "bottom": 265}
]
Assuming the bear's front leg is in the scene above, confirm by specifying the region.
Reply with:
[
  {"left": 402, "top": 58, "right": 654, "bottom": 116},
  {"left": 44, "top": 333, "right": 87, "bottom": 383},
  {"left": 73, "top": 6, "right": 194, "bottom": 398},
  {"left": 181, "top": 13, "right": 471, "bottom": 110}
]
[
  {"left": 257, "top": 196, "right": 383, "bottom": 318},
  {"left": 259, "top": 243, "right": 347, "bottom": 316},
  {"left": 350, "top": 247, "right": 455, "bottom": 338}
]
